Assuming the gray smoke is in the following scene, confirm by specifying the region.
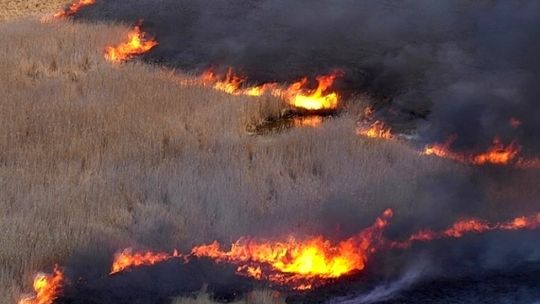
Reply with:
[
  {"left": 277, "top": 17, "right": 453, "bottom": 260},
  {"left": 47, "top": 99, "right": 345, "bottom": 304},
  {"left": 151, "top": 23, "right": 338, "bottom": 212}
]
[{"left": 78, "top": 0, "right": 540, "bottom": 152}]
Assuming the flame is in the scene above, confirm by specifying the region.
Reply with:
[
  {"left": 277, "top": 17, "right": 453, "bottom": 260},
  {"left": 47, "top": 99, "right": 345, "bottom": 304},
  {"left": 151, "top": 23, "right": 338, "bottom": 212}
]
[
  {"left": 357, "top": 120, "right": 393, "bottom": 139},
  {"left": 423, "top": 136, "right": 521, "bottom": 166},
  {"left": 18, "top": 265, "right": 64, "bottom": 304},
  {"left": 198, "top": 68, "right": 342, "bottom": 111},
  {"left": 284, "top": 72, "right": 341, "bottom": 110},
  {"left": 104, "top": 23, "right": 158, "bottom": 63},
  {"left": 471, "top": 138, "right": 521, "bottom": 165},
  {"left": 110, "top": 248, "right": 180, "bottom": 274},
  {"left": 191, "top": 209, "right": 393, "bottom": 289},
  {"left": 392, "top": 212, "right": 540, "bottom": 249},
  {"left": 53, "top": 0, "right": 96, "bottom": 19}
]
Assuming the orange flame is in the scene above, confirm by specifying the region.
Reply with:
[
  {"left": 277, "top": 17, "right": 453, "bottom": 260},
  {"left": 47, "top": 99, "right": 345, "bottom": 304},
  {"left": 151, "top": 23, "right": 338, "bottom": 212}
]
[
  {"left": 110, "top": 249, "right": 180, "bottom": 274},
  {"left": 104, "top": 24, "right": 158, "bottom": 63},
  {"left": 199, "top": 68, "right": 342, "bottom": 111},
  {"left": 357, "top": 120, "right": 393, "bottom": 139},
  {"left": 284, "top": 72, "right": 341, "bottom": 110},
  {"left": 423, "top": 136, "right": 521, "bottom": 166},
  {"left": 53, "top": 0, "right": 96, "bottom": 19},
  {"left": 392, "top": 212, "right": 540, "bottom": 249},
  {"left": 191, "top": 209, "right": 393, "bottom": 289},
  {"left": 18, "top": 265, "right": 64, "bottom": 304},
  {"left": 471, "top": 138, "right": 521, "bottom": 165}
]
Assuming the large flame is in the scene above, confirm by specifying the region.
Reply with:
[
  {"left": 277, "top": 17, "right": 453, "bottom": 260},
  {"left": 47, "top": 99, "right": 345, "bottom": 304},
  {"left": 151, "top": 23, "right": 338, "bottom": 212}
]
[
  {"left": 53, "top": 0, "right": 96, "bottom": 19},
  {"left": 284, "top": 73, "right": 341, "bottom": 110},
  {"left": 423, "top": 136, "right": 521, "bottom": 166},
  {"left": 104, "top": 24, "right": 158, "bottom": 63},
  {"left": 191, "top": 209, "right": 393, "bottom": 289},
  {"left": 18, "top": 265, "right": 64, "bottom": 304},
  {"left": 198, "top": 68, "right": 342, "bottom": 111},
  {"left": 110, "top": 249, "right": 180, "bottom": 274}
]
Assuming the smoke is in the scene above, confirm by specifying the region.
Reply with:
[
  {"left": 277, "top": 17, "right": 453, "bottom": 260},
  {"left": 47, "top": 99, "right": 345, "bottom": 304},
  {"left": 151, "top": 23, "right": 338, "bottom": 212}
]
[
  {"left": 78, "top": 0, "right": 540, "bottom": 151},
  {"left": 330, "top": 262, "right": 428, "bottom": 304}
]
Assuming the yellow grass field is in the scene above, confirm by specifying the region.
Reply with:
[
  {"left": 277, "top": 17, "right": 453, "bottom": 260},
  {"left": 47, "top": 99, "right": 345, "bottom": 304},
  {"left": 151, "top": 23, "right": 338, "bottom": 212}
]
[{"left": 0, "top": 0, "right": 68, "bottom": 21}]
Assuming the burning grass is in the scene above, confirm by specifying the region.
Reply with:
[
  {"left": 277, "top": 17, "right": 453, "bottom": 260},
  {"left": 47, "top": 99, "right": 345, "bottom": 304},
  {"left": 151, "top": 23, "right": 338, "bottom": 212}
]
[{"left": 1, "top": 17, "right": 539, "bottom": 304}]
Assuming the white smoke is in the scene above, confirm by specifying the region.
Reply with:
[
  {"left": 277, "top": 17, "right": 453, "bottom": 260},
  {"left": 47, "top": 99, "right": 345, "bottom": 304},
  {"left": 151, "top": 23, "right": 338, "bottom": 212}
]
[{"left": 329, "top": 262, "right": 428, "bottom": 304}]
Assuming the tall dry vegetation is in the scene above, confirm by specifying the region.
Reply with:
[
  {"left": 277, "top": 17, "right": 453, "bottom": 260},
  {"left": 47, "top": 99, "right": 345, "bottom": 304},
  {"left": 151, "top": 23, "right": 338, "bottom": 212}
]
[
  {"left": 0, "top": 0, "right": 69, "bottom": 21},
  {"left": 0, "top": 18, "right": 467, "bottom": 303}
]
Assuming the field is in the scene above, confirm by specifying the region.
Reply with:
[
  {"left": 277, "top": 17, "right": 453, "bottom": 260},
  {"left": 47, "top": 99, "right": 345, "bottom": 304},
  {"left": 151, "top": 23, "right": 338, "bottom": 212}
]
[
  {"left": 1, "top": 5, "right": 539, "bottom": 304},
  {"left": 0, "top": 0, "right": 68, "bottom": 21}
]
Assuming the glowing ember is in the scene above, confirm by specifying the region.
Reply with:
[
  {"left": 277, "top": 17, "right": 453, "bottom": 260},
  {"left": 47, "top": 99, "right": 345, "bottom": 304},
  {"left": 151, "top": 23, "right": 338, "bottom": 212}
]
[
  {"left": 110, "top": 248, "right": 180, "bottom": 274},
  {"left": 510, "top": 117, "right": 522, "bottom": 129},
  {"left": 191, "top": 209, "right": 393, "bottom": 288},
  {"left": 104, "top": 23, "right": 158, "bottom": 63},
  {"left": 199, "top": 68, "right": 342, "bottom": 111},
  {"left": 293, "top": 116, "right": 323, "bottom": 128},
  {"left": 53, "top": 0, "right": 96, "bottom": 19},
  {"left": 18, "top": 265, "right": 64, "bottom": 304}
]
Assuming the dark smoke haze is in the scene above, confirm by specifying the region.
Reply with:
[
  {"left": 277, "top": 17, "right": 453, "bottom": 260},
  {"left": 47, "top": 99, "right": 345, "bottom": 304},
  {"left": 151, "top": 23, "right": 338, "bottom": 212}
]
[{"left": 79, "top": 0, "right": 540, "bottom": 152}]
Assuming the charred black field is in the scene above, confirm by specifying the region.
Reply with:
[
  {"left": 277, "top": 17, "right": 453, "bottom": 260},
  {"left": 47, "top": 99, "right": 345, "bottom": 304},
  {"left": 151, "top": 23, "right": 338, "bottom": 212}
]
[{"left": 1, "top": 1, "right": 540, "bottom": 304}]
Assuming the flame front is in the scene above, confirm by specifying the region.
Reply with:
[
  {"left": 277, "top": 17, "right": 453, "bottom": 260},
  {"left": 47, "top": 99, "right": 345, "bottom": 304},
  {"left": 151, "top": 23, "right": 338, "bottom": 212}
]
[
  {"left": 18, "top": 265, "right": 64, "bottom": 304},
  {"left": 110, "top": 249, "right": 180, "bottom": 274},
  {"left": 191, "top": 209, "right": 393, "bottom": 289},
  {"left": 53, "top": 0, "right": 95, "bottom": 19},
  {"left": 423, "top": 136, "right": 521, "bottom": 166},
  {"left": 392, "top": 212, "right": 540, "bottom": 249},
  {"left": 198, "top": 68, "right": 342, "bottom": 111},
  {"left": 104, "top": 24, "right": 158, "bottom": 63}
]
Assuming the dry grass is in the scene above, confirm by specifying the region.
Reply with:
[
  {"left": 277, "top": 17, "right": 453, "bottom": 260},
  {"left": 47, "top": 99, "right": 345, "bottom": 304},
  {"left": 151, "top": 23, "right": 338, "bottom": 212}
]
[
  {"left": 0, "top": 18, "right": 494, "bottom": 303},
  {"left": 0, "top": 0, "right": 69, "bottom": 21},
  {"left": 173, "top": 290, "right": 285, "bottom": 304}
]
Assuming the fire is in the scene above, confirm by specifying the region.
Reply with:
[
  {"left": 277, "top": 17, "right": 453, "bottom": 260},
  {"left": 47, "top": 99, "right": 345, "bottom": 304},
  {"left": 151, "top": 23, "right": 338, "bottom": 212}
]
[
  {"left": 18, "top": 265, "right": 64, "bottom": 304},
  {"left": 293, "top": 116, "right": 323, "bottom": 128},
  {"left": 423, "top": 136, "right": 521, "bottom": 166},
  {"left": 110, "top": 248, "right": 180, "bottom": 274},
  {"left": 357, "top": 120, "right": 393, "bottom": 139},
  {"left": 191, "top": 209, "right": 393, "bottom": 289},
  {"left": 53, "top": 0, "right": 95, "bottom": 19},
  {"left": 104, "top": 23, "right": 158, "bottom": 63},
  {"left": 199, "top": 68, "right": 342, "bottom": 111},
  {"left": 392, "top": 212, "right": 540, "bottom": 249},
  {"left": 471, "top": 138, "right": 521, "bottom": 165},
  {"left": 284, "top": 72, "right": 341, "bottom": 110}
]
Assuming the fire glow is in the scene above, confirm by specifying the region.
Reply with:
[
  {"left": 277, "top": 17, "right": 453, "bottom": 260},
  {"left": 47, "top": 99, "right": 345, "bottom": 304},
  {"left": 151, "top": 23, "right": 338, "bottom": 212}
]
[
  {"left": 199, "top": 68, "right": 343, "bottom": 111},
  {"left": 18, "top": 265, "right": 64, "bottom": 304},
  {"left": 53, "top": 0, "right": 95, "bottom": 19},
  {"left": 104, "top": 23, "right": 158, "bottom": 63},
  {"left": 423, "top": 136, "right": 522, "bottom": 166}
]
